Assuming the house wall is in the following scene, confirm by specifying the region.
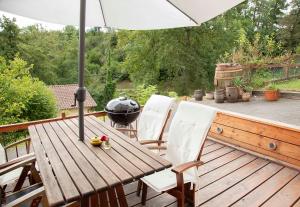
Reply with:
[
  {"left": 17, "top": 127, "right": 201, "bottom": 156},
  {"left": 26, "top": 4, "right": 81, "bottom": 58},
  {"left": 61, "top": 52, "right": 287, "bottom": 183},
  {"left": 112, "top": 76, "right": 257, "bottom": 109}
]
[{"left": 58, "top": 107, "right": 93, "bottom": 117}]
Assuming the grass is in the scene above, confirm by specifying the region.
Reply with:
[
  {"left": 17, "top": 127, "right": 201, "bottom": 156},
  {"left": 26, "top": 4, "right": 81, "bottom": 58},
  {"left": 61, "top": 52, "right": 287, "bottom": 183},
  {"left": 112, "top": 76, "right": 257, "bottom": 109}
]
[{"left": 276, "top": 79, "right": 300, "bottom": 91}]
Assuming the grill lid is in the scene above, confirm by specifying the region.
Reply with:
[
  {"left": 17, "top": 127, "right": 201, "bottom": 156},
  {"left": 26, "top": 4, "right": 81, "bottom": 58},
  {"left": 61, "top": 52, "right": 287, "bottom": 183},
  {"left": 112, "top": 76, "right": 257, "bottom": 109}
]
[{"left": 105, "top": 97, "right": 140, "bottom": 114}]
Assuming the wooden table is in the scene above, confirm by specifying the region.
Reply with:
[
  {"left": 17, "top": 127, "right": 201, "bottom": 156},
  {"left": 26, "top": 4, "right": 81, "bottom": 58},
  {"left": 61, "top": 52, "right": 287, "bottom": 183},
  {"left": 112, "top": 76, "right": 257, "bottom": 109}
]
[{"left": 28, "top": 116, "right": 172, "bottom": 207}]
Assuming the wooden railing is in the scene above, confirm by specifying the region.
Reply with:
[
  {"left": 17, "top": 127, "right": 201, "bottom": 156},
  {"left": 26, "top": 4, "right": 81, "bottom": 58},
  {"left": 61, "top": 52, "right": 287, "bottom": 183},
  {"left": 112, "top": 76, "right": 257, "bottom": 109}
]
[
  {"left": 243, "top": 63, "right": 300, "bottom": 84},
  {"left": 0, "top": 111, "right": 107, "bottom": 133}
]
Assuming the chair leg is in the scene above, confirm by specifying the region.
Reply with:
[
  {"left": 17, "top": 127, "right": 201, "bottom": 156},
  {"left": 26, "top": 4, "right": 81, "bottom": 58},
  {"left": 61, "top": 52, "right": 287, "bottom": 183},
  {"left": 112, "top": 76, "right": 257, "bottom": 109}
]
[
  {"left": 141, "top": 183, "right": 147, "bottom": 205},
  {"left": 136, "top": 180, "right": 142, "bottom": 196}
]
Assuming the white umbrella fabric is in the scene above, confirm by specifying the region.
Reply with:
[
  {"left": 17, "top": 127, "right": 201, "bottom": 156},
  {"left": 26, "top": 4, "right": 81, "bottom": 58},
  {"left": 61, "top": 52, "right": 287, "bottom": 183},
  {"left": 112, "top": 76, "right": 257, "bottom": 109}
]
[{"left": 0, "top": 0, "right": 244, "bottom": 140}]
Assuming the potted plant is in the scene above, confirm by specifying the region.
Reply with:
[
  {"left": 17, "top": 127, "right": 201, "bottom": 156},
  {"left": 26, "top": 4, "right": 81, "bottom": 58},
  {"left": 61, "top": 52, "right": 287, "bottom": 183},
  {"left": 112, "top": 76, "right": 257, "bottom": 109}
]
[
  {"left": 242, "top": 86, "right": 253, "bottom": 102},
  {"left": 232, "top": 76, "right": 245, "bottom": 98},
  {"left": 264, "top": 83, "right": 280, "bottom": 101}
]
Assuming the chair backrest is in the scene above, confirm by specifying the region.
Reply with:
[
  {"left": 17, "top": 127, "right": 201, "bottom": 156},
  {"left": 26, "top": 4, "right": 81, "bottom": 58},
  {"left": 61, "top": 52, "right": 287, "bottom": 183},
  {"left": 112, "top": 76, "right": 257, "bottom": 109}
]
[
  {"left": 0, "top": 144, "right": 6, "bottom": 165},
  {"left": 137, "top": 95, "right": 175, "bottom": 141},
  {"left": 166, "top": 101, "right": 216, "bottom": 168}
]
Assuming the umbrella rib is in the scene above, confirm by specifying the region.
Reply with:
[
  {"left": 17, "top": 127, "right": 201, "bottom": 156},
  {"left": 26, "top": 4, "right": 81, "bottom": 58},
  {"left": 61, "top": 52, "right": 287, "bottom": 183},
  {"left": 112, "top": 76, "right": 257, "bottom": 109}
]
[
  {"left": 166, "top": 0, "right": 198, "bottom": 25},
  {"left": 98, "top": 0, "right": 107, "bottom": 27}
]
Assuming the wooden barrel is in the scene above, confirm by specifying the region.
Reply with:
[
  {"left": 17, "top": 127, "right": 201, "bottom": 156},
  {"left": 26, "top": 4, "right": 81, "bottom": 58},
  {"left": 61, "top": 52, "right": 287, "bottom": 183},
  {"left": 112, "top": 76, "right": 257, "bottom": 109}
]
[{"left": 214, "top": 64, "right": 243, "bottom": 88}]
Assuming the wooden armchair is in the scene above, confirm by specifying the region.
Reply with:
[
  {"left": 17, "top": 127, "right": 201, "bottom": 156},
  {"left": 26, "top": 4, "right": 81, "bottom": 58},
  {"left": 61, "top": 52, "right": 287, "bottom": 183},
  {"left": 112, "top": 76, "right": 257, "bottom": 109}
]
[
  {"left": 117, "top": 95, "right": 174, "bottom": 150},
  {"left": 2, "top": 137, "right": 31, "bottom": 162},
  {"left": 138, "top": 102, "right": 217, "bottom": 207},
  {"left": 0, "top": 155, "right": 46, "bottom": 207}
]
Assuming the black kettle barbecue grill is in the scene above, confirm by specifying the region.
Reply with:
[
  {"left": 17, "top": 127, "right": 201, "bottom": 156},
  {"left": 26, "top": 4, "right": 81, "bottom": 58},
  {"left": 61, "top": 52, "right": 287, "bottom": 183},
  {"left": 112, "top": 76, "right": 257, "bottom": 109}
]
[{"left": 105, "top": 97, "right": 140, "bottom": 126}]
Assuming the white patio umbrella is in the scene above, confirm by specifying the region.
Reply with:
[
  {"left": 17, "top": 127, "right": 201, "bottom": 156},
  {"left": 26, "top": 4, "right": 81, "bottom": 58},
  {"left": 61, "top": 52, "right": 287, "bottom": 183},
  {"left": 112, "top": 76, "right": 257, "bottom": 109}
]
[{"left": 0, "top": 0, "right": 244, "bottom": 140}]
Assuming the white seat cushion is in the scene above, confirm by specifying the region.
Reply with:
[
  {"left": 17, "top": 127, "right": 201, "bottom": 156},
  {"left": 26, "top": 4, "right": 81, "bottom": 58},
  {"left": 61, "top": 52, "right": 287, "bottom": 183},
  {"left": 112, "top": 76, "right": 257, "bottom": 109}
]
[
  {"left": 141, "top": 168, "right": 193, "bottom": 192},
  {"left": 0, "top": 144, "right": 23, "bottom": 185}
]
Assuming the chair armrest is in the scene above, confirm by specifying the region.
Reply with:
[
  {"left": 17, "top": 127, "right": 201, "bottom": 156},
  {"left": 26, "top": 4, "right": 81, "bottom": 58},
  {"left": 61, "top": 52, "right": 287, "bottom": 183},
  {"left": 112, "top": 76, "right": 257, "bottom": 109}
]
[
  {"left": 117, "top": 128, "right": 137, "bottom": 132},
  {"left": 0, "top": 156, "right": 36, "bottom": 176},
  {"left": 4, "top": 138, "right": 31, "bottom": 150},
  {"left": 171, "top": 161, "right": 203, "bottom": 174},
  {"left": 6, "top": 186, "right": 45, "bottom": 207},
  {"left": 139, "top": 140, "right": 167, "bottom": 145},
  {"left": 0, "top": 153, "right": 35, "bottom": 170}
]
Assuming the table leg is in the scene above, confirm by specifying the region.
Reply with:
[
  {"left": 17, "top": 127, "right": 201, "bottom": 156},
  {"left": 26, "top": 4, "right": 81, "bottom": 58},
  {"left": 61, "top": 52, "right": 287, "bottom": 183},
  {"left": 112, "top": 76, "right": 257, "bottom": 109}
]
[
  {"left": 115, "top": 184, "right": 128, "bottom": 207},
  {"left": 80, "top": 196, "right": 89, "bottom": 207}
]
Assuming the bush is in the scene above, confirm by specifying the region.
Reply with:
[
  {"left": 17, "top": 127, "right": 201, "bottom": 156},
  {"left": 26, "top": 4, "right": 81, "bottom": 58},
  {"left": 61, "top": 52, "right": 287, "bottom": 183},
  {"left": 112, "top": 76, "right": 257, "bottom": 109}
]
[
  {"left": 0, "top": 56, "right": 57, "bottom": 145},
  {"left": 250, "top": 69, "right": 272, "bottom": 89}
]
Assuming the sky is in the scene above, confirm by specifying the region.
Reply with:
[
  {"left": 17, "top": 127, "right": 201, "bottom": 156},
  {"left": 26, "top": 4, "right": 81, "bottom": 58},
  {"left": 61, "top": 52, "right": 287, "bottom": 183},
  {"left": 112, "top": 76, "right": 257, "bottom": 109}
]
[{"left": 0, "top": 11, "right": 65, "bottom": 30}]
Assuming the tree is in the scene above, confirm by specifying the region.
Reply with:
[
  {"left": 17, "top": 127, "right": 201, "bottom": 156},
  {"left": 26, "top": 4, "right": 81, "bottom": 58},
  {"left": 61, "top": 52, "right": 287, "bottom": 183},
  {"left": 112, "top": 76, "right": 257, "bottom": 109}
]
[
  {"left": 279, "top": 0, "right": 300, "bottom": 50},
  {"left": 0, "top": 56, "right": 57, "bottom": 125},
  {"left": 0, "top": 16, "right": 20, "bottom": 60}
]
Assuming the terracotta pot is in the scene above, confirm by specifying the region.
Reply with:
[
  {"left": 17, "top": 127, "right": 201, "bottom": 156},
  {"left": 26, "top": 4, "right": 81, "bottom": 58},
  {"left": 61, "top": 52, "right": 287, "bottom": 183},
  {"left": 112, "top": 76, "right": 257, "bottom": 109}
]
[
  {"left": 238, "top": 87, "right": 244, "bottom": 99},
  {"left": 194, "top": 90, "right": 203, "bottom": 101},
  {"left": 242, "top": 92, "right": 251, "bottom": 102},
  {"left": 214, "top": 89, "right": 225, "bottom": 103},
  {"left": 226, "top": 86, "right": 239, "bottom": 103},
  {"left": 264, "top": 90, "right": 280, "bottom": 101}
]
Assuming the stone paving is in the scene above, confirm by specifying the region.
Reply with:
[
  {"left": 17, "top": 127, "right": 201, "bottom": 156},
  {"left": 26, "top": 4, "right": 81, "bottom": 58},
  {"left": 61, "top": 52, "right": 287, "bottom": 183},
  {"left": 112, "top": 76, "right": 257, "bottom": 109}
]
[{"left": 197, "top": 96, "right": 300, "bottom": 127}]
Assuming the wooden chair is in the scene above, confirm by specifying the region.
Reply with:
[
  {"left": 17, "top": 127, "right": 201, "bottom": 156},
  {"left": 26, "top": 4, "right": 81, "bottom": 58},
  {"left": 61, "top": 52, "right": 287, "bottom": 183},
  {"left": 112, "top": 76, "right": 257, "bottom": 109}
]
[
  {"left": 139, "top": 101, "right": 217, "bottom": 207},
  {"left": 0, "top": 155, "right": 46, "bottom": 207},
  {"left": 118, "top": 94, "right": 175, "bottom": 149}
]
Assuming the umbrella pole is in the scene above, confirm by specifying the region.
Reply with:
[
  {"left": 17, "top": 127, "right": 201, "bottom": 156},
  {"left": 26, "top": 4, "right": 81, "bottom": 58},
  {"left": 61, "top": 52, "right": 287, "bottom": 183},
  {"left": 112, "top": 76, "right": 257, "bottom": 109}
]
[{"left": 77, "top": 0, "right": 86, "bottom": 141}]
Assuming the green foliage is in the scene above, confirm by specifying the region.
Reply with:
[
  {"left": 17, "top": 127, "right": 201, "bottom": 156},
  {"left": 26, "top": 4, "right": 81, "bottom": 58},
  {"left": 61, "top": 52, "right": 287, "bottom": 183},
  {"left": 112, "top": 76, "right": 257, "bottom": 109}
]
[
  {"left": 117, "top": 85, "right": 158, "bottom": 105},
  {"left": 265, "top": 82, "right": 279, "bottom": 91},
  {"left": 250, "top": 69, "right": 273, "bottom": 89},
  {"left": 168, "top": 91, "right": 178, "bottom": 99},
  {"left": 275, "top": 79, "right": 300, "bottom": 91},
  {"left": 0, "top": 56, "right": 57, "bottom": 125},
  {"left": 0, "top": 16, "right": 20, "bottom": 60},
  {"left": 219, "top": 28, "right": 291, "bottom": 65}
]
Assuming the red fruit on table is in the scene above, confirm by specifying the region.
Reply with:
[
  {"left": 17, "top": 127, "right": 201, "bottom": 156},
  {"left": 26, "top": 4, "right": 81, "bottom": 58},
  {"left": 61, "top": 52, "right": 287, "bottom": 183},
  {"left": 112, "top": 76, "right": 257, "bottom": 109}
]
[{"left": 100, "top": 135, "right": 108, "bottom": 141}]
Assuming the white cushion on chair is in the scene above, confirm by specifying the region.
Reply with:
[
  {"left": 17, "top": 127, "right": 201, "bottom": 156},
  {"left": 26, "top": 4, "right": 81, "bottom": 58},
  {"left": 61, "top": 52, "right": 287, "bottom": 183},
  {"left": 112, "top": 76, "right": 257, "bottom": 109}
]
[
  {"left": 141, "top": 102, "right": 217, "bottom": 192},
  {"left": 137, "top": 95, "right": 174, "bottom": 141},
  {"left": 0, "top": 144, "right": 23, "bottom": 186},
  {"left": 142, "top": 168, "right": 194, "bottom": 192}
]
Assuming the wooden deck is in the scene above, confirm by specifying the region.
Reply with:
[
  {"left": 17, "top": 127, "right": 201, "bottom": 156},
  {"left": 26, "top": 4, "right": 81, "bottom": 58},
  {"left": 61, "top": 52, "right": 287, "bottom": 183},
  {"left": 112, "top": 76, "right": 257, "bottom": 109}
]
[
  {"left": 123, "top": 139, "right": 300, "bottom": 207},
  {"left": 5, "top": 138, "right": 300, "bottom": 207}
]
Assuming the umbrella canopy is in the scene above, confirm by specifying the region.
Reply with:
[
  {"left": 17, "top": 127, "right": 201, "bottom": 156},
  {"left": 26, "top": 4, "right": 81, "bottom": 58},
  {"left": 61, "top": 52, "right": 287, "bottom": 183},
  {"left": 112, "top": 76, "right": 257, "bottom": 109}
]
[
  {"left": 0, "top": 0, "right": 244, "bottom": 140},
  {"left": 0, "top": 0, "right": 244, "bottom": 29}
]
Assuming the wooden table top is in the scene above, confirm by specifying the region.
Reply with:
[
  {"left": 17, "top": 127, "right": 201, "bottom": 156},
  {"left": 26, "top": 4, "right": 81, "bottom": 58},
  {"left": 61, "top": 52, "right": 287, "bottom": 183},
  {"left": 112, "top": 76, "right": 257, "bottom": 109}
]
[{"left": 28, "top": 115, "right": 172, "bottom": 207}]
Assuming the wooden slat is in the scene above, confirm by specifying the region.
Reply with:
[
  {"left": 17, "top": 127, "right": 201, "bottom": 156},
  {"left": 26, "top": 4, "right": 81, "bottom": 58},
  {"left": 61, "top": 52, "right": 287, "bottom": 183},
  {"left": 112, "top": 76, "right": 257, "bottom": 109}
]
[
  {"left": 196, "top": 158, "right": 268, "bottom": 205},
  {"left": 201, "top": 163, "right": 283, "bottom": 207},
  {"left": 85, "top": 117, "right": 166, "bottom": 173},
  {"left": 44, "top": 122, "right": 107, "bottom": 191},
  {"left": 198, "top": 150, "right": 245, "bottom": 176},
  {"left": 213, "top": 112, "right": 300, "bottom": 146},
  {"left": 293, "top": 199, "right": 300, "bottom": 207},
  {"left": 89, "top": 116, "right": 171, "bottom": 167},
  {"left": 84, "top": 118, "right": 156, "bottom": 174},
  {"left": 262, "top": 174, "right": 300, "bottom": 207},
  {"left": 201, "top": 146, "right": 235, "bottom": 163},
  {"left": 232, "top": 167, "right": 299, "bottom": 207},
  {"left": 210, "top": 132, "right": 300, "bottom": 167},
  {"left": 36, "top": 124, "right": 94, "bottom": 197},
  {"left": 63, "top": 119, "right": 134, "bottom": 182},
  {"left": 200, "top": 143, "right": 224, "bottom": 155},
  {"left": 53, "top": 121, "right": 120, "bottom": 187},
  {"left": 66, "top": 119, "right": 143, "bottom": 179},
  {"left": 198, "top": 154, "right": 256, "bottom": 189},
  {"left": 28, "top": 126, "right": 66, "bottom": 206},
  {"left": 211, "top": 123, "right": 300, "bottom": 161}
]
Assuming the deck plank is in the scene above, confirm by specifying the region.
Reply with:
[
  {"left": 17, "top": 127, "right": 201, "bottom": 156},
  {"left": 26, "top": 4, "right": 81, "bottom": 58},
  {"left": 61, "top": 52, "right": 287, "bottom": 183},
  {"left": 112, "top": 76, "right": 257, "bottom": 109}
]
[
  {"left": 201, "top": 163, "right": 283, "bottom": 207},
  {"left": 232, "top": 167, "right": 299, "bottom": 207},
  {"left": 196, "top": 158, "right": 268, "bottom": 205},
  {"left": 198, "top": 154, "right": 256, "bottom": 189},
  {"left": 262, "top": 173, "right": 300, "bottom": 207}
]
